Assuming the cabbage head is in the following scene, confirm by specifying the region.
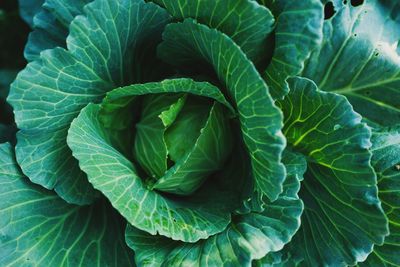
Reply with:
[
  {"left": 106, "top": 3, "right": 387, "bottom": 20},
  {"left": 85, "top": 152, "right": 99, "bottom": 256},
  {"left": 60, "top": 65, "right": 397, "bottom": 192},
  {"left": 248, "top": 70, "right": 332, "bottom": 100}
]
[{"left": 1, "top": 0, "right": 399, "bottom": 266}]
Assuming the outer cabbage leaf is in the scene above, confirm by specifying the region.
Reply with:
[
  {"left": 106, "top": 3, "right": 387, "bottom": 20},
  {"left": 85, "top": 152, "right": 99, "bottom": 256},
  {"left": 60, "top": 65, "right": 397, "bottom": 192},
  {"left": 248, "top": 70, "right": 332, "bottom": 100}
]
[
  {"left": 254, "top": 250, "right": 300, "bottom": 267},
  {"left": 361, "top": 127, "right": 400, "bottom": 266},
  {"left": 8, "top": 0, "right": 171, "bottom": 205},
  {"left": 125, "top": 150, "right": 305, "bottom": 267},
  {"left": 18, "top": 0, "right": 44, "bottom": 27},
  {"left": 0, "top": 143, "right": 134, "bottom": 267},
  {"left": 24, "top": 0, "right": 91, "bottom": 61},
  {"left": 258, "top": 0, "right": 324, "bottom": 99},
  {"left": 158, "top": 19, "right": 286, "bottom": 202},
  {"left": 267, "top": 77, "right": 389, "bottom": 266},
  {"left": 151, "top": 0, "right": 274, "bottom": 63},
  {"left": 303, "top": 0, "right": 400, "bottom": 126}
]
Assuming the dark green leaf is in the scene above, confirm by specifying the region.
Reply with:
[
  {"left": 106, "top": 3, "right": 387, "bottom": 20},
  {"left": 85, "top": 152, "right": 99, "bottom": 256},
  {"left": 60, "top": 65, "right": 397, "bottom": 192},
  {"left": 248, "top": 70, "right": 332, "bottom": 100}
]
[
  {"left": 0, "top": 143, "right": 134, "bottom": 267},
  {"left": 18, "top": 0, "right": 44, "bottom": 27},
  {"left": 254, "top": 250, "right": 300, "bottom": 267},
  {"left": 361, "top": 127, "right": 400, "bottom": 266},
  {"left": 303, "top": 1, "right": 400, "bottom": 126},
  {"left": 260, "top": 0, "right": 324, "bottom": 99},
  {"left": 15, "top": 129, "right": 99, "bottom": 204},
  {"left": 24, "top": 0, "right": 91, "bottom": 61},
  {"left": 276, "top": 77, "right": 388, "bottom": 266},
  {"left": 152, "top": 0, "right": 275, "bottom": 63}
]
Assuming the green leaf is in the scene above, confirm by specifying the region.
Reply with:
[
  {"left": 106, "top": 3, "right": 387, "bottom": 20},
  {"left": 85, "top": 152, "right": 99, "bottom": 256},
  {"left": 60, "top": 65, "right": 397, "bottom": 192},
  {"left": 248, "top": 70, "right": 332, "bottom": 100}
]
[
  {"left": 361, "top": 127, "right": 400, "bottom": 267},
  {"left": 153, "top": 101, "right": 233, "bottom": 195},
  {"left": 276, "top": 77, "right": 388, "bottom": 266},
  {"left": 254, "top": 250, "right": 300, "bottom": 267},
  {"left": 134, "top": 94, "right": 187, "bottom": 178},
  {"left": 15, "top": 129, "right": 100, "bottom": 204},
  {"left": 24, "top": 9, "right": 67, "bottom": 61},
  {"left": 124, "top": 79, "right": 234, "bottom": 195},
  {"left": 18, "top": 0, "right": 44, "bottom": 27},
  {"left": 159, "top": 95, "right": 187, "bottom": 127},
  {"left": 24, "top": 0, "right": 91, "bottom": 61},
  {"left": 43, "top": 0, "right": 91, "bottom": 26},
  {"left": 8, "top": 0, "right": 171, "bottom": 205},
  {"left": 164, "top": 96, "right": 211, "bottom": 162},
  {"left": 259, "top": 0, "right": 324, "bottom": 99},
  {"left": 151, "top": 0, "right": 275, "bottom": 63},
  {"left": 302, "top": 1, "right": 400, "bottom": 126},
  {"left": 125, "top": 150, "right": 305, "bottom": 267},
  {"left": 0, "top": 143, "right": 134, "bottom": 267},
  {"left": 68, "top": 103, "right": 239, "bottom": 243},
  {"left": 100, "top": 78, "right": 235, "bottom": 130},
  {"left": 158, "top": 19, "right": 286, "bottom": 202}
]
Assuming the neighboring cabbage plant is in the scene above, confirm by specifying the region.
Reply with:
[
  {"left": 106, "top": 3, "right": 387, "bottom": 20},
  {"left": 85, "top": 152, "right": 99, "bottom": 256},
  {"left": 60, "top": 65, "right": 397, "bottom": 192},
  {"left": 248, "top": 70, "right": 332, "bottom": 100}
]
[{"left": 0, "top": 0, "right": 398, "bottom": 266}]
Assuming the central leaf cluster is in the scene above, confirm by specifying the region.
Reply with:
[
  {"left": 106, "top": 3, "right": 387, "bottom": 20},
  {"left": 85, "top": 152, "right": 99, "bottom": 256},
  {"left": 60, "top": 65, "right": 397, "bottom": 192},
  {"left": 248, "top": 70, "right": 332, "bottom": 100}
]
[{"left": 134, "top": 93, "right": 233, "bottom": 195}]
